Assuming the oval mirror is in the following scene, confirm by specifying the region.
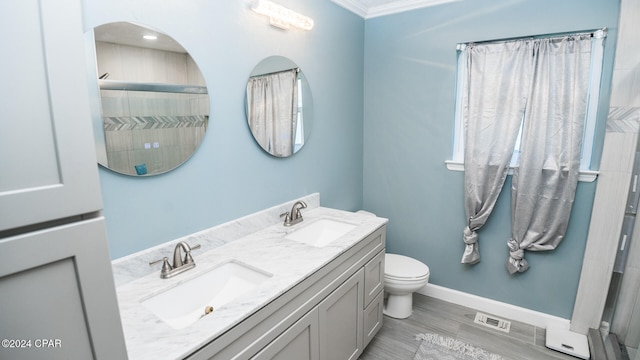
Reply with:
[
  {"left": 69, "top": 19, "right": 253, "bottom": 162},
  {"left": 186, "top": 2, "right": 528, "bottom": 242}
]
[
  {"left": 246, "top": 56, "right": 313, "bottom": 157},
  {"left": 90, "top": 22, "right": 209, "bottom": 176}
]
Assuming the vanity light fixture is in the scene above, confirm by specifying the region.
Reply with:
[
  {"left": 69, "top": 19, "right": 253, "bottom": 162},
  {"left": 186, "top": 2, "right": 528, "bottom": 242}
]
[{"left": 251, "top": 0, "right": 314, "bottom": 31}]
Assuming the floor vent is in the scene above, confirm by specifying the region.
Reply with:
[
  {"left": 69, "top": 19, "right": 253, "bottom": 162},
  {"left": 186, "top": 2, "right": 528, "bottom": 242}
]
[{"left": 474, "top": 312, "right": 511, "bottom": 333}]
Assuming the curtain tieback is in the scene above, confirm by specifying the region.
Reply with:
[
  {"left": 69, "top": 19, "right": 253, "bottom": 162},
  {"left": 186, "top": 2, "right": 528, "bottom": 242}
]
[
  {"left": 506, "top": 238, "right": 529, "bottom": 274},
  {"left": 463, "top": 226, "right": 478, "bottom": 245},
  {"left": 461, "top": 226, "right": 480, "bottom": 265}
]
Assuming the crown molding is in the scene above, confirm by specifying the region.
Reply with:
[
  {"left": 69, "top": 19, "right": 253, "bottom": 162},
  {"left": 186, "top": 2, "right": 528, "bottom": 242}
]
[
  {"left": 331, "top": 0, "right": 369, "bottom": 18},
  {"left": 331, "top": 0, "right": 460, "bottom": 19}
]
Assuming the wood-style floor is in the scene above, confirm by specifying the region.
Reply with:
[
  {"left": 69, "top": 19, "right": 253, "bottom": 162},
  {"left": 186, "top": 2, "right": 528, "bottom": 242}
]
[{"left": 359, "top": 293, "right": 578, "bottom": 360}]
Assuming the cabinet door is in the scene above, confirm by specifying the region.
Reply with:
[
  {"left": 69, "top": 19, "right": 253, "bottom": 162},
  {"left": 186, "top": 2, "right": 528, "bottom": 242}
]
[
  {"left": 0, "top": 218, "right": 127, "bottom": 360},
  {"left": 251, "top": 309, "right": 319, "bottom": 360},
  {"left": 0, "top": 0, "right": 103, "bottom": 232},
  {"left": 319, "top": 269, "right": 364, "bottom": 360}
]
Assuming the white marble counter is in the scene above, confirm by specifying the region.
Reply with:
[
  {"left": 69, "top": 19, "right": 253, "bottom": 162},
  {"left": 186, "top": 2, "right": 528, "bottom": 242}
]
[{"left": 112, "top": 195, "right": 387, "bottom": 360}]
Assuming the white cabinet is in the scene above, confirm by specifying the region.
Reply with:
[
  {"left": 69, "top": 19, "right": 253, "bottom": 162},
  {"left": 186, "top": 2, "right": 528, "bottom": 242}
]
[
  {"left": 0, "top": 219, "right": 128, "bottom": 360},
  {"left": 0, "top": 0, "right": 103, "bottom": 232},
  {"left": 0, "top": 0, "right": 127, "bottom": 359}
]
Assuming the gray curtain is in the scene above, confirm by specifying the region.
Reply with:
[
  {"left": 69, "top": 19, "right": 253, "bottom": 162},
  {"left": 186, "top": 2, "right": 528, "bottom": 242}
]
[
  {"left": 506, "top": 35, "right": 592, "bottom": 273},
  {"left": 461, "top": 40, "right": 533, "bottom": 264},
  {"left": 246, "top": 69, "right": 298, "bottom": 157}
]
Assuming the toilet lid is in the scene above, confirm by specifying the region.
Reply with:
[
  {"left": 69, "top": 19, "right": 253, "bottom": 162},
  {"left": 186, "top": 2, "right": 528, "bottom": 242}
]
[{"left": 385, "top": 253, "right": 429, "bottom": 279}]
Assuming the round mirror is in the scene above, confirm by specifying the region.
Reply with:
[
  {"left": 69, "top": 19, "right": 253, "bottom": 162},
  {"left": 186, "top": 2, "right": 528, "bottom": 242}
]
[
  {"left": 91, "top": 22, "right": 209, "bottom": 176},
  {"left": 246, "top": 56, "right": 313, "bottom": 157}
]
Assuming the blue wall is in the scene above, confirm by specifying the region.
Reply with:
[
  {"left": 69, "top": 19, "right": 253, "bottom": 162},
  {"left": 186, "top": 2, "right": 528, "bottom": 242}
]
[
  {"left": 85, "top": 0, "right": 621, "bottom": 319},
  {"left": 83, "top": 0, "right": 365, "bottom": 258},
  {"left": 362, "top": 0, "right": 619, "bottom": 319}
]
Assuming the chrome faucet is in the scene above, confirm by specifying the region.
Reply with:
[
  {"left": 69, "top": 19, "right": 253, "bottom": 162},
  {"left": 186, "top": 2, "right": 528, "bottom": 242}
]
[
  {"left": 281, "top": 200, "right": 307, "bottom": 226},
  {"left": 149, "top": 241, "right": 201, "bottom": 279}
]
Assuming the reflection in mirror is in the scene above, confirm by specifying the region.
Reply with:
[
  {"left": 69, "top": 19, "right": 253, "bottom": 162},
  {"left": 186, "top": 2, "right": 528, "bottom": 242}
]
[
  {"left": 90, "top": 22, "right": 209, "bottom": 176},
  {"left": 246, "top": 56, "right": 312, "bottom": 157}
]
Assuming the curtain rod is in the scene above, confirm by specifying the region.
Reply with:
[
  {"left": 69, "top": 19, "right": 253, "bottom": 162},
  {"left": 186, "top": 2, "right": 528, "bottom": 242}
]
[
  {"left": 457, "top": 27, "right": 607, "bottom": 50},
  {"left": 98, "top": 80, "right": 208, "bottom": 94},
  {"left": 250, "top": 68, "right": 300, "bottom": 78}
]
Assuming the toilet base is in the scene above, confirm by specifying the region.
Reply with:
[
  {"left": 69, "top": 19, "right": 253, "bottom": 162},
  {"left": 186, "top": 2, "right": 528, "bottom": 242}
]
[{"left": 383, "top": 292, "right": 413, "bottom": 319}]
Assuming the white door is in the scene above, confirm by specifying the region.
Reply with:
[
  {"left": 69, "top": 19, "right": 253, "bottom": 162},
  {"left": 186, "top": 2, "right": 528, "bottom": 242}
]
[{"left": 0, "top": 0, "right": 103, "bottom": 231}]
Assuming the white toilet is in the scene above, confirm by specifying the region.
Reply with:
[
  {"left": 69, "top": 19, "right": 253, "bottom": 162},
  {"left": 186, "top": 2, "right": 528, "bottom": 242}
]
[
  {"left": 355, "top": 210, "right": 430, "bottom": 319},
  {"left": 383, "top": 253, "right": 430, "bottom": 319}
]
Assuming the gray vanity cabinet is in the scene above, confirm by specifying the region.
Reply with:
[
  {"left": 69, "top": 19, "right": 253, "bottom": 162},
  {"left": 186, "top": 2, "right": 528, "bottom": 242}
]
[
  {"left": 252, "top": 270, "right": 365, "bottom": 360},
  {"left": 0, "top": 0, "right": 127, "bottom": 359},
  {"left": 188, "top": 226, "right": 386, "bottom": 360},
  {"left": 250, "top": 266, "right": 373, "bottom": 360}
]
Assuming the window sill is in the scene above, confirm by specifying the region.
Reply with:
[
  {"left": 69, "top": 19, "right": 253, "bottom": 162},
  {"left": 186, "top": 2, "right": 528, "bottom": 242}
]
[{"left": 444, "top": 160, "right": 599, "bottom": 183}]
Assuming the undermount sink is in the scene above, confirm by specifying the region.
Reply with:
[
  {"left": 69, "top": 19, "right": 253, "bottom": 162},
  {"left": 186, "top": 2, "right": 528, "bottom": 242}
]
[
  {"left": 285, "top": 218, "right": 357, "bottom": 247},
  {"left": 141, "top": 260, "right": 272, "bottom": 330}
]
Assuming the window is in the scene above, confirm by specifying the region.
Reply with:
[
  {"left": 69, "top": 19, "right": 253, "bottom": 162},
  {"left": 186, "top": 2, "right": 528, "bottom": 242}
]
[{"left": 446, "top": 29, "right": 606, "bottom": 182}]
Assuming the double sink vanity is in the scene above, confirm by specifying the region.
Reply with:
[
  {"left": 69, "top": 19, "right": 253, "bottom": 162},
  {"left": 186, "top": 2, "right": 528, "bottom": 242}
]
[
  {"left": 82, "top": 18, "right": 383, "bottom": 360},
  {"left": 112, "top": 194, "right": 388, "bottom": 360}
]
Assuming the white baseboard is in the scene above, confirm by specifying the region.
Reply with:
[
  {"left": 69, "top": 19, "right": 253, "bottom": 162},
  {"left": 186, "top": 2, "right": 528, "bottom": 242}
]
[{"left": 417, "top": 284, "right": 571, "bottom": 330}]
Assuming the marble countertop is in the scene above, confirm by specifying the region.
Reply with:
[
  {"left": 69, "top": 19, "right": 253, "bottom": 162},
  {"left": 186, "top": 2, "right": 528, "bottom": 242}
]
[{"left": 113, "top": 201, "right": 387, "bottom": 360}]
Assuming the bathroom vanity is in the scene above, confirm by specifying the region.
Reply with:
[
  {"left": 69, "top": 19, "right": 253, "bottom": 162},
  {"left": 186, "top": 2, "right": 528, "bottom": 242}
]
[{"left": 113, "top": 195, "right": 387, "bottom": 360}]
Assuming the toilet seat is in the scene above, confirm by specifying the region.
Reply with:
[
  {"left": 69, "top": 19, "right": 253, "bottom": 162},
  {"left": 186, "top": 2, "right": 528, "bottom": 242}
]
[
  {"left": 385, "top": 273, "right": 429, "bottom": 282},
  {"left": 385, "top": 253, "right": 429, "bottom": 280}
]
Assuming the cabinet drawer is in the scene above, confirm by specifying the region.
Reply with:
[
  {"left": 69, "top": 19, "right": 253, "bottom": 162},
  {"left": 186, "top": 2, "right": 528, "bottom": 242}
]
[
  {"left": 364, "top": 250, "right": 384, "bottom": 308},
  {"left": 363, "top": 290, "right": 384, "bottom": 349},
  {"left": 251, "top": 309, "right": 319, "bottom": 360}
]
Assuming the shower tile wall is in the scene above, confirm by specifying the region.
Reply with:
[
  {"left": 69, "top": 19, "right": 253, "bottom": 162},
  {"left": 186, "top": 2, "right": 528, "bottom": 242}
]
[
  {"left": 571, "top": 0, "right": 640, "bottom": 347},
  {"left": 571, "top": 132, "right": 637, "bottom": 333},
  {"left": 95, "top": 42, "right": 205, "bottom": 85},
  {"left": 607, "top": 0, "right": 640, "bottom": 348},
  {"left": 607, "top": 0, "right": 640, "bottom": 120},
  {"left": 96, "top": 42, "right": 208, "bottom": 175},
  {"left": 618, "top": 214, "right": 640, "bottom": 348}
]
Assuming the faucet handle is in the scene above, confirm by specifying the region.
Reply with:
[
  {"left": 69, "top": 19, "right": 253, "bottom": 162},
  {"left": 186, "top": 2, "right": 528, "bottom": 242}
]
[
  {"left": 183, "top": 244, "right": 201, "bottom": 265},
  {"left": 149, "top": 257, "right": 172, "bottom": 275},
  {"left": 280, "top": 212, "right": 291, "bottom": 225}
]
